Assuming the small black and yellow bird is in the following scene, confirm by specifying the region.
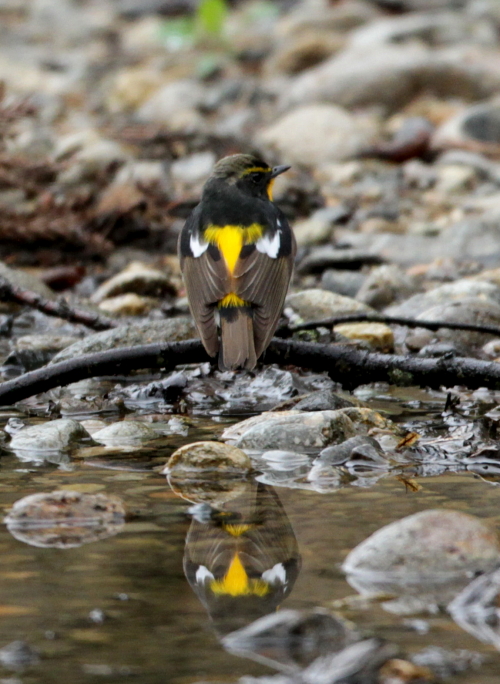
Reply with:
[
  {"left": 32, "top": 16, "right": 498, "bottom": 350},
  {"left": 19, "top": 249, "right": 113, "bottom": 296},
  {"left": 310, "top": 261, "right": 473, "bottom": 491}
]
[{"left": 178, "top": 154, "right": 295, "bottom": 370}]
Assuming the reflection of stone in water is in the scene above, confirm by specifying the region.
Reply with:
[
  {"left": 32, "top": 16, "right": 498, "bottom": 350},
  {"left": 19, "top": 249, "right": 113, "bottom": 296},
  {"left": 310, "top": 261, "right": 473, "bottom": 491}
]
[
  {"left": 345, "top": 571, "right": 471, "bottom": 616},
  {"left": 222, "top": 608, "right": 355, "bottom": 673},
  {"left": 449, "top": 568, "right": 500, "bottom": 651},
  {"left": 4, "top": 490, "right": 126, "bottom": 549},
  {"left": 181, "top": 482, "right": 301, "bottom": 636}
]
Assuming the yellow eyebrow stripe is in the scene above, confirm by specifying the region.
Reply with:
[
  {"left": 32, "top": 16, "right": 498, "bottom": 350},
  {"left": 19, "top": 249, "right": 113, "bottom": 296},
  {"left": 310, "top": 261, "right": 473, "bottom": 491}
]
[
  {"left": 204, "top": 224, "right": 263, "bottom": 274},
  {"left": 241, "top": 166, "right": 271, "bottom": 176}
]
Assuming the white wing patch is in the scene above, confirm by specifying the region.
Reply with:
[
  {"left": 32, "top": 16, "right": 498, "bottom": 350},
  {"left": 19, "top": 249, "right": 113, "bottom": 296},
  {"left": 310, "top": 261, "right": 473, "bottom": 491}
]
[
  {"left": 190, "top": 233, "right": 209, "bottom": 257},
  {"left": 256, "top": 231, "right": 280, "bottom": 259},
  {"left": 196, "top": 566, "right": 215, "bottom": 583},
  {"left": 262, "top": 563, "right": 287, "bottom": 585}
]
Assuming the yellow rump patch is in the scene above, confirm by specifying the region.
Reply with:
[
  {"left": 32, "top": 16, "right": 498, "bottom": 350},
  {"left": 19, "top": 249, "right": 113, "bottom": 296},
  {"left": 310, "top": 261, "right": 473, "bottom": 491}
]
[
  {"left": 210, "top": 553, "right": 269, "bottom": 597},
  {"left": 218, "top": 293, "right": 247, "bottom": 308},
  {"left": 205, "top": 224, "right": 263, "bottom": 274},
  {"left": 223, "top": 523, "right": 252, "bottom": 537}
]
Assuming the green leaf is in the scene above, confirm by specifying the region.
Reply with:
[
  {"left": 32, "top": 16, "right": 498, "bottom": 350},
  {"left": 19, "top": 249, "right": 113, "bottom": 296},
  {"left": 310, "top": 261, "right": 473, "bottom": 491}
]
[
  {"left": 197, "top": 0, "right": 228, "bottom": 36},
  {"left": 159, "top": 17, "right": 195, "bottom": 50}
]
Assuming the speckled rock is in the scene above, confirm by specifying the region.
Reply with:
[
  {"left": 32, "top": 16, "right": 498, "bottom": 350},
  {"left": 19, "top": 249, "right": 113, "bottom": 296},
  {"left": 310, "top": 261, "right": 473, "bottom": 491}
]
[
  {"left": 91, "top": 262, "right": 176, "bottom": 303},
  {"left": 258, "top": 104, "right": 373, "bottom": 166},
  {"left": 97, "top": 293, "right": 159, "bottom": 316},
  {"left": 93, "top": 421, "right": 161, "bottom": 446},
  {"left": 222, "top": 410, "right": 357, "bottom": 452},
  {"left": 333, "top": 322, "right": 394, "bottom": 351},
  {"left": 9, "top": 419, "right": 90, "bottom": 453},
  {"left": 286, "top": 289, "right": 373, "bottom": 322},
  {"left": 343, "top": 509, "right": 500, "bottom": 579},
  {"left": 51, "top": 318, "right": 196, "bottom": 363},
  {"left": 164, "top": 441, "right": 252, "bottom": 475},
  {"left": 15, "top": 334, "right": 77, "bottom": 353}
]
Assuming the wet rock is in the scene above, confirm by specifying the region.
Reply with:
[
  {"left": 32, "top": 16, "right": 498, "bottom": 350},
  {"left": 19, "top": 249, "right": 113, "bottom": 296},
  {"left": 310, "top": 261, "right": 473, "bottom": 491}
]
[
  {"left": 223, "top": 609, "right": 355, "bottom": 671},
  {"left": 225, "top": 406, "right": 398, "bottom": 454},
  {"left": 286, "top": 289, "right": 373, "bottom": 323},
  {"left": 258, "top": 104, "right": 373, "bottom": 166},
  {"left": 97, "top": 293, "right": 159, "bottom": 316},
  {"left": 92, "top": 421, "right": 161, "bottom": 446},
  {"left": 293, "top": 390, "right": 354, "bottom": 412},
  {"left": 321, "top": 270, "right": 366, "bottom": 299},
  {"left": 343, "top": 509, "right": 500, "bottom": 580},
  {"left": 223, "top": 410, "right": 356, "bottom": 452},
  {"left": 317, "top": 436, "right": 387, "bottom": 467},
  {"left": 51, "top": 318, "right": 196, "bottom": 363},
  {"left": 4, "top": 490, "right": 126, "bottom": 549},
  {"left": 91, "top": 262, "right": 176, "bottom": 303},
  {"left": 164, "top": 441, "right": 252, "bottom": 475},
  {"left": 9, "top": 419, "right": 90, "bottom": 454},
  {"left": 356, "top": 264, "right": 417, "bottom": 309},
  {"left": 333, "top": 322, "right": 394, "bottom": 352}
]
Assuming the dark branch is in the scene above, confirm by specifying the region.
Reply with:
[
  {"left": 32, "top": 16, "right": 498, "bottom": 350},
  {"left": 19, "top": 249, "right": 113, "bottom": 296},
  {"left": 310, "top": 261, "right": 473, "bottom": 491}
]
[
  {"left": 2, "top": 337, "right": 500, "bottom": 406},
  {"left": 277, "top": 313, "right": 500, "bottom": 337},
  {"left": 0, "top": 276, "right": 117, "bottom": 331}
]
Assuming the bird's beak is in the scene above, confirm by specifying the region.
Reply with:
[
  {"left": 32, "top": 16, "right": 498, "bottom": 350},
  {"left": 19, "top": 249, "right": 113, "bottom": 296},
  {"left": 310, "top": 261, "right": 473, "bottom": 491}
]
[{"left": 270, "top": 164, "right": 291, "bottom": 178}]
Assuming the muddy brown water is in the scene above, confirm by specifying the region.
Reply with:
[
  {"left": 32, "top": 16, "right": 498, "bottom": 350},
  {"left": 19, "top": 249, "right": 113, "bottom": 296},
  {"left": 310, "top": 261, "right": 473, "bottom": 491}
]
[{"left": 0, "top": 389, "right": 499, "bottom": 683}]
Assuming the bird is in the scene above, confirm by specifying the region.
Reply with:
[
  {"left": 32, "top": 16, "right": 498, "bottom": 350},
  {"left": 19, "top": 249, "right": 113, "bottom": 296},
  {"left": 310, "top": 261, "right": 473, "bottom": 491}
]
[{"left": 178, "top": 153, "right": 295, "bottom": 371}]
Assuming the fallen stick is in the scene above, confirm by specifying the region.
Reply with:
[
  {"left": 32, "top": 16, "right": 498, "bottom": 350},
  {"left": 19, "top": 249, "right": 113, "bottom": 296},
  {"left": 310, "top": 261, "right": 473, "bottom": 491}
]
[
  {"left": 0, "top": 276, "right": 117, "bottom": 331},
  {"left": 279, "top": 313, "right": 500, "bottom": 337},
  {"left": 1, "top": 337, "right": 500, "bottom": 406}
]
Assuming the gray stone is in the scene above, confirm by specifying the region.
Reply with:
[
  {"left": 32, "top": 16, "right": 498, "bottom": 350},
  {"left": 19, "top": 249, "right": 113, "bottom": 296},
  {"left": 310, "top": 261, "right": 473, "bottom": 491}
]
[
  {"left": 90, "top": 262, "right": 176, "bottom": 303},
  {"left": 15, "top": 334, "right": 78, "bottom": 353},
  {"left": 321, "top": 270, "right": 366, "bottom": 299},
  {"left": 51, "top": 318, "right": 196, "bottom": 363},
  {"left": 281, "top": 44, "right": 500, "bottom": 114},
  {"left": 387, "top": 279, "right": 500, "bottom": 318},
  {"left": 257, "top": 104, "right": 374, "bottom": 166},
  {"left": 356, "top": 264, "right": 417, "bottom": 308},
  {"left": 10, "top": 419, "right": 90, "bottom": 453},
  {"left": 286, "top": 289, "right": 373, "bottom": 323},
  {"left": 223, "top": 407, "right": 397, "bottom": 453},
  {"left": 411, "top": 299, "right": 500, "bottom": 347},
  {"left": 343, "top": 509, "right": 500, "bottom": 580},
  {"left": 137, "top": 79, "right": 206, "bottom": 124},
  {"left": 92, "top": 421, "right": 161, "bottom": 446},
  {"left": 171, "top": 152, "right": 216, "bottom": 186},
  {"left": 432, "top": 101, "right": 500, "bottom": 156},
  {"left": 294, "top": 390, "right": 354, "bottom": 412}
]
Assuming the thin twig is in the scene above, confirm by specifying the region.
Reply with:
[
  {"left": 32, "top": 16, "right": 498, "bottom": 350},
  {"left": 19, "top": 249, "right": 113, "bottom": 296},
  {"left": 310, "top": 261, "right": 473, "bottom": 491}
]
[
  {"left": 0, "top": 276, "right": 117, "bottom": 331},
  {"left": 277, "top": 313, "right": 500, "bottom": 337},
  {"left": 2, "top": 337, "right": 500, "bottom": 406}
]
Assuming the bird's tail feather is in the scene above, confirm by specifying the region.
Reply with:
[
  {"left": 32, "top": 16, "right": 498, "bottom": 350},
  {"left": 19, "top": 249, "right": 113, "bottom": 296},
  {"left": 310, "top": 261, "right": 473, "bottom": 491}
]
[{"left": 219, "top": 307, "right": 256, "bottom": 371}]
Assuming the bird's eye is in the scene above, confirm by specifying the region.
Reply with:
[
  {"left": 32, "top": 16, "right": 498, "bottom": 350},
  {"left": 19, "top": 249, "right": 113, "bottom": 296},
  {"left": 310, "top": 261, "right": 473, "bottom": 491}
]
[{"left": 249, "top": 172, "right": 262, "bottom": 183}]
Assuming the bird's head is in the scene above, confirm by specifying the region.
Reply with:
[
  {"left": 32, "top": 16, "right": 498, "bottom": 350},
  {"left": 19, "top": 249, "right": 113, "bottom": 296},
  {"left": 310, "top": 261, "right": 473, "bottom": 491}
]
[{"left": 208, "top": 154, "right": 290, "bottom": 201}]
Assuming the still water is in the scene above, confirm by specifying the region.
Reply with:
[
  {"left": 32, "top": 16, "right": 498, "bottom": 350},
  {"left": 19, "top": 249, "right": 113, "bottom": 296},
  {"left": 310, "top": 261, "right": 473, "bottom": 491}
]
[{"left": 0, "top": 394, "right": 499, "bottom": 683}]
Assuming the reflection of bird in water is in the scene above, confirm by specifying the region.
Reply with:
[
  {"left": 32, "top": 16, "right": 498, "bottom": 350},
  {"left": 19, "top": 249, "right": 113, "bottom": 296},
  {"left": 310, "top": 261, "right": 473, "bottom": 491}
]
[{"left": 183, "top": 482, "right": 301, "bottom": 636}]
